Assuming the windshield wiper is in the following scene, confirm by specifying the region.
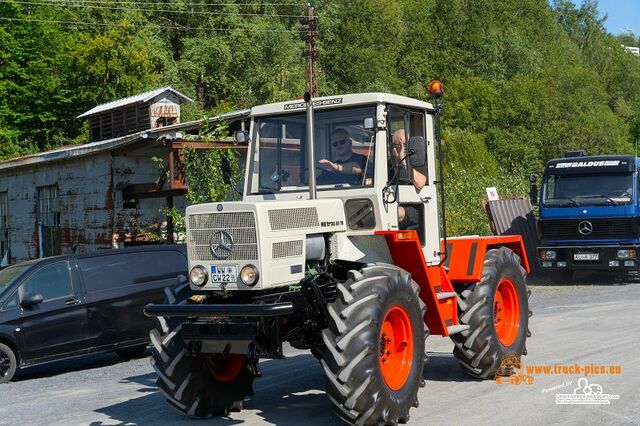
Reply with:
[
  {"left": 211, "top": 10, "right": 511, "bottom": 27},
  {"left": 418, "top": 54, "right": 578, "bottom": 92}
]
[
  {"left": 258, "top": 186, "right": 277, "bottom": 194},
  {"left": 577, "top": 195, "right": 619, "bottom": 206},
  {"left": 547, "top": 197, "right": 579, "bottom": 207}
]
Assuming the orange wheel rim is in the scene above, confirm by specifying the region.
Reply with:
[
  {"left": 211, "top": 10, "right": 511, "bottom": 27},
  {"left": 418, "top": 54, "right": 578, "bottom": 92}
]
[
  {"left": 204, "top": 354, "right": 245, "bottom": 383},
  {"left": 379, "top": 305, "right": 414, "bottom": 391},
  {"left": 494, "top": 278, "right": 520, "bottom": 346}
]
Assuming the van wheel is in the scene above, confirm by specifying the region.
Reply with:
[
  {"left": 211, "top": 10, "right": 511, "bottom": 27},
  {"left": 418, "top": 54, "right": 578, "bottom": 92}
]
[
  {"left": 0, "top": 343, "right": 17, "bottom": 384},
  {"left": 149, "top": 284, "right": 255, "bottom": 417},
  {"left": 116, "top": 345, "right": 148, "bottom": 360}
]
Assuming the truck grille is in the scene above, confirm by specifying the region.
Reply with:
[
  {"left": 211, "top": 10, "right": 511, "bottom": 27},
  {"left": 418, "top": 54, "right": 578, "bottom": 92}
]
[
  {"left": 188, "top": 212, "right": 258, "bottom": 261},
  {"left": 539, "top": 218, "right": 636, "bottom": 240}
]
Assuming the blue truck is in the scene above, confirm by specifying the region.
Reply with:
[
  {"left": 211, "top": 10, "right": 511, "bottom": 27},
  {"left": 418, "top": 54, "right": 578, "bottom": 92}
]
[{"left": 531, "top": 151, "right": 638, "bottom": 279}]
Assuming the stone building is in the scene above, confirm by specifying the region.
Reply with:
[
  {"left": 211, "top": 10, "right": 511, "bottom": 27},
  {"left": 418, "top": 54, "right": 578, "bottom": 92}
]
[{"left": 0, "top": 88, "right": 248, "bottom": 263}]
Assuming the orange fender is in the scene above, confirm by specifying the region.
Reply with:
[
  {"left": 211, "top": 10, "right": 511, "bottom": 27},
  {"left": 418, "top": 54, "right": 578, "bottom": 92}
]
[{"left": 443, "top": 235, "right": 530, "bottom": 284}]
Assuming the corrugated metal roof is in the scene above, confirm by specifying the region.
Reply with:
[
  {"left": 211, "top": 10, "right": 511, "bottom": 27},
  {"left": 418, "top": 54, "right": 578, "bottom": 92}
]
[
  {"left": 77, "top": 86, "right": 194, "bottom": 119},
  {"left": 0, "top": 109, "right": 251, "bottom": 171},
  {"left": 485, "top": 198, "right": 540, "bottom": 274}
]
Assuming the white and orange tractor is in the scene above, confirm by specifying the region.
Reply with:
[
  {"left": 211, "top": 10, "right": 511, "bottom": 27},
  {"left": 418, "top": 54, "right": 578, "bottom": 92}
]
[{"left": 145, "top": 82, "right": 532, "bottom": 425}]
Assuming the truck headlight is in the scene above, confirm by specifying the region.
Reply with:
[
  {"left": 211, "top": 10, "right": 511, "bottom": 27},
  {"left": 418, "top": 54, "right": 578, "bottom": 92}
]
[
  {"left": 190, "top": 265, "right": 208, "bottom": 287},
  {"left": 540, "top": 250, "right": 556, "bottom": 260},
  {"left": 240, "top": 264, "right": 259, "bottom": 286},
  {"left": 617, "top": 249, "right": 636, "bottom": 259}
]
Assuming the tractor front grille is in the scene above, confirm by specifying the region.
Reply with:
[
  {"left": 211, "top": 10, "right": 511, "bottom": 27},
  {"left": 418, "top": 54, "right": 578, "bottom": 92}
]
[
  {"left": 188, "top": 212, "right": 258, "bottom": 261},
  {"left": 272, "top": 240, "right": 303, "bottom": 259},
  {"left": 268, "top": 207, "right": 319, "bottom": 230}
]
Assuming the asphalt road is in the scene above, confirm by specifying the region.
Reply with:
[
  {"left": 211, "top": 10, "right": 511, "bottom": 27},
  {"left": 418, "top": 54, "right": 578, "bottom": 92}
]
[{"left": 2, "top": 279, "right": 639, "bottom": 426}]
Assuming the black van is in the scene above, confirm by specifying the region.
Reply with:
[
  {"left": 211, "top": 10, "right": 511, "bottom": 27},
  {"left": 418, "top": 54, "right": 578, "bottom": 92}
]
[{"left": 0, "top": 245, "right": 187, "bottom": 383}]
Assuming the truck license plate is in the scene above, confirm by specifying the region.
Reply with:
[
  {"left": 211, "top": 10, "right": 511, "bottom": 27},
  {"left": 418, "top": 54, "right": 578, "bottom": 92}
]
[
  {"left": 211, "top": 265, "right": 238, "bottom": 283},
  {"left": 574, "top": 253, "right": 599, "bottom": 261}
]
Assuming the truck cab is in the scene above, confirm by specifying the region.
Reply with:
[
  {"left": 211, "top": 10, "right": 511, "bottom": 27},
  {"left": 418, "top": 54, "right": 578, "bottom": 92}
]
[{"left": 535, "top": 152, "right": 639, "bottom": 276}]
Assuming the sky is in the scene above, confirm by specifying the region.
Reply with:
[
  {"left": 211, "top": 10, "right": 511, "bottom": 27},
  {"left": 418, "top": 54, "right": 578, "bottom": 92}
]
[{"left": 587, "top": 0, "right": 640, "bottom": 35}]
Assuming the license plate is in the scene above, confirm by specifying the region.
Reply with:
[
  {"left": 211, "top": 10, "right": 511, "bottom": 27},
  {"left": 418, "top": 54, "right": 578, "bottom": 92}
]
[
  {"left": 574, "top": 253, "right": 599, "bottom": 261},
  {"left": 210, "top": 265, "right": 238, "bottom": 283}
]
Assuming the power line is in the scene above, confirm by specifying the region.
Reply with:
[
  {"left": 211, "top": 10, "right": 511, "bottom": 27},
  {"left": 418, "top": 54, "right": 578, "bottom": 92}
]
[
  {"left": 1, "top": 0, "right": 307, "bottom": 17},
  {"left": 0, "top": 16, "right": 303, "bottom": 32},
  {"left": 35, "top": 0, "right": 305, "bottom": 5}
]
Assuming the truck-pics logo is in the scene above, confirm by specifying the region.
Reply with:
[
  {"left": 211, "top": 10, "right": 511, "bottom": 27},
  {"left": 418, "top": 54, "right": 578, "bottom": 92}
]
[
  {"left": 210, "top": 230, "right": 234, "bottom": 259},
  {"left": 494, "top": 354, "right": 534, "bottom": 385},
  {"left": 578, "top": 221, "right": 593, "bottom": 235}
]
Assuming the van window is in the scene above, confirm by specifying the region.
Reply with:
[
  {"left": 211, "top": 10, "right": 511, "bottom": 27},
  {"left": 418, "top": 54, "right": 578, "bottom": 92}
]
[
  {"left": 2, "top": 292, "right": 18, "bottom": 310},
  {"left": 22, "top": 262, "right": 73, "bottom": 301},
  {"left": 79, "top": 250, "right": 186, "bottom": 294}
]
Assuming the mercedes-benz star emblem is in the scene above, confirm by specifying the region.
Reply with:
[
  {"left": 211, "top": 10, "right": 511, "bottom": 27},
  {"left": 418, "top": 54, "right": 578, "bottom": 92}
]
[
  {"left": 578, "top": 220, "right": 593, "bottom": 236},
  {"left": 210, "top": 230, "right": 234, "bottom": 259}
]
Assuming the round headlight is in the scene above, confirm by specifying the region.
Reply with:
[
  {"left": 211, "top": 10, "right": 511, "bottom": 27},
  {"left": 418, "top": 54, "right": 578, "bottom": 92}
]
[
  {"left": 190, "top": 265, "right": 208, "bottom": 287},
  {"left": 240, "top": 264, "right": 259, "bottom": 286}
]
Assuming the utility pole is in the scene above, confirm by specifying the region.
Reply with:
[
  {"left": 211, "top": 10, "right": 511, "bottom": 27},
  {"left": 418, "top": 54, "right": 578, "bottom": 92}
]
[{"left": 301, "top": 3, "right": 319, "bottom": 97}]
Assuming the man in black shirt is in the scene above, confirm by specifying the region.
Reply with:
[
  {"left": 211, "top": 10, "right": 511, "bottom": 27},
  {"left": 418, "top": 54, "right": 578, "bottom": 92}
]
[{"left": 318, "top": 128, "right": 368, "bottom": 185}]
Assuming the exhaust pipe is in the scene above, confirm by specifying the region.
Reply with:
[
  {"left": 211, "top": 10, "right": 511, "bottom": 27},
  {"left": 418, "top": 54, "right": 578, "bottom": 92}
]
[{"left": 305, "top": 92, "right": 317, "bottom": 200}]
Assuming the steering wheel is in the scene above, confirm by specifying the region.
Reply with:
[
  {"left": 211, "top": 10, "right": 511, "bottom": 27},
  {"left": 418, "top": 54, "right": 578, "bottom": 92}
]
[{"left": 316, "top": 167, "right": 345, "bottom": 185}]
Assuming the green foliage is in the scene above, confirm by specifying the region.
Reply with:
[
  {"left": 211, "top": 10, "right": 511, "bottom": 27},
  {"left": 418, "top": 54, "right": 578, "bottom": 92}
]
[
  {"left": 182, "top": 146, "right": 241, "bottom": 204},
  {"left": 2, "top": 0, "right": 640, "bottom": 235}
]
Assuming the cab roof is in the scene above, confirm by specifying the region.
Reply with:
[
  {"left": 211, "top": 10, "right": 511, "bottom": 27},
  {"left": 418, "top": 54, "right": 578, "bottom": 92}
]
[{"left": 250, "top": 93, "right": 435, "bottom": 116}]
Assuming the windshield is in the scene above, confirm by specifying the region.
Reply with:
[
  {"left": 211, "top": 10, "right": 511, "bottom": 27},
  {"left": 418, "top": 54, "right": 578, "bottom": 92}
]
[
  {"left": 0, "top": 263, "right": 30, "bottom": 295},
  {"left": 542, "top": 174, "right": 634, "bottom": 206},
  {"left": 248, "top": 106, "right": 376, "bottom": 194}
]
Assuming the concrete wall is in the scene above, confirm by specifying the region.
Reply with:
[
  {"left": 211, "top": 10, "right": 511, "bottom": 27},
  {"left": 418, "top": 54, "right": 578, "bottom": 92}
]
[{"left": 0, "top": 142, "right": 186, "bottom": 263}]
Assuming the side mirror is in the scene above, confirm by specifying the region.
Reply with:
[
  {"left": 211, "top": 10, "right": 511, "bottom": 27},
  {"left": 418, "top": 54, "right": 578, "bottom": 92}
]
[
  {"left": 20, "top": 293, "right": 43, "bottom": 309},
  {"left": 530, "top": 184, "right": 539, "bottom": 206},
  {"left": 363, "top": 117, "right": 375, "bottom": 130},
  {"left": 408, "top": 136, "right": 426, "bottom": 167},
  {"left": 529, "top": 173, "right": 538, "bottom": 205},
  {"left": 221, "top": 155, "right": 232, "bottom": 185},
  {"left": 234, "top": 130, "right": 249, "bottom": 144}
]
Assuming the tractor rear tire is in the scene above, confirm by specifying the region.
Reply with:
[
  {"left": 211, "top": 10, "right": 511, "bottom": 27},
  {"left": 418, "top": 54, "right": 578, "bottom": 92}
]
[
  {"left": 149, "top": 284, "right": 255, "bottom": 417},
  {"left": 318, "top": 264, "right": 428, "bottom": 425},
  {"left": 451, "top": 247, "right": 531, "bottom": 379}
]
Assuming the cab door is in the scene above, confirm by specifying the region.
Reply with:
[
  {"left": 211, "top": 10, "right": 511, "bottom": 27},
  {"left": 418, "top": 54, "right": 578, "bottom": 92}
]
[
  {"left": 387, "top": 107, "right": 441, "bottom": 264},
  {"left": 16, "top": 261, "right": 88, "bottom": 364}
]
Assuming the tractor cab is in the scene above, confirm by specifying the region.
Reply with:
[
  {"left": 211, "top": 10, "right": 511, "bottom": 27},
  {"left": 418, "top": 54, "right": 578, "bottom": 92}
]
[{"left": 241, "top": 93, "right": 442, "bottom": 263}]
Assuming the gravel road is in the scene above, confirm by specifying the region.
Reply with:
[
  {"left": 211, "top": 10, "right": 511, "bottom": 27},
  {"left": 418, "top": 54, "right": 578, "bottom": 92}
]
[{"left": 2, "top": 280, "right": 639, "bottom": 426}]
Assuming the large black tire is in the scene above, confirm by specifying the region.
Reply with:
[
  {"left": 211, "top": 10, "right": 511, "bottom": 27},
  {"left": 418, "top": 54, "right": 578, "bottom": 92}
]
[
  {"left": 318, "top": 264, "right": 428, "bottom": 425},
  {"left": 149, "top": 283, "right": 255, "bottom": 417},
  {"left": 452, "top": 247, "right": 531, "bottom": 379},
  {"left": 0, "top": 342, "right": 17, "bottom": 384}
]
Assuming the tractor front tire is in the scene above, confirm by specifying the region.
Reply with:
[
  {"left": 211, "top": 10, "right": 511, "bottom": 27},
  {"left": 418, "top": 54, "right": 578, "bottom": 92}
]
[
  {"left": 149, "top": 284, "right": 255, "bottom": 417},
  {"left": 318, "top": 264, "right": 428, "bottom": 425},
  {"left": 452, "top": 247, "right": 531, "bottom": 379}
]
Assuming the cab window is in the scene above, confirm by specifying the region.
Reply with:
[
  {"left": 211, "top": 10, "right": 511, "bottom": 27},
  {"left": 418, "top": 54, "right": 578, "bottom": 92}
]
[
  {"left": 21, "top": 262, "right": 73, "bottom": 302},
  {"left": 387, "top": 106, "right": 427, "bottom": 184}
]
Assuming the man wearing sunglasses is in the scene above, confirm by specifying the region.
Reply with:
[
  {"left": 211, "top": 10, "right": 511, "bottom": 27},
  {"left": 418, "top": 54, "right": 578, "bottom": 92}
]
[{"left": 318, "top": 128, "right": 368, "bottom": 185}]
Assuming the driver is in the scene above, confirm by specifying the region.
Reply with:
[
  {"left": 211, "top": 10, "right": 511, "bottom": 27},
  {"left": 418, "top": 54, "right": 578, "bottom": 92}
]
[
  {"left": 392, "top": 129, "right": 427, "bottom": 229},
  {"left": 318, "top": 128, "right": 367, "bottom": 185}
]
